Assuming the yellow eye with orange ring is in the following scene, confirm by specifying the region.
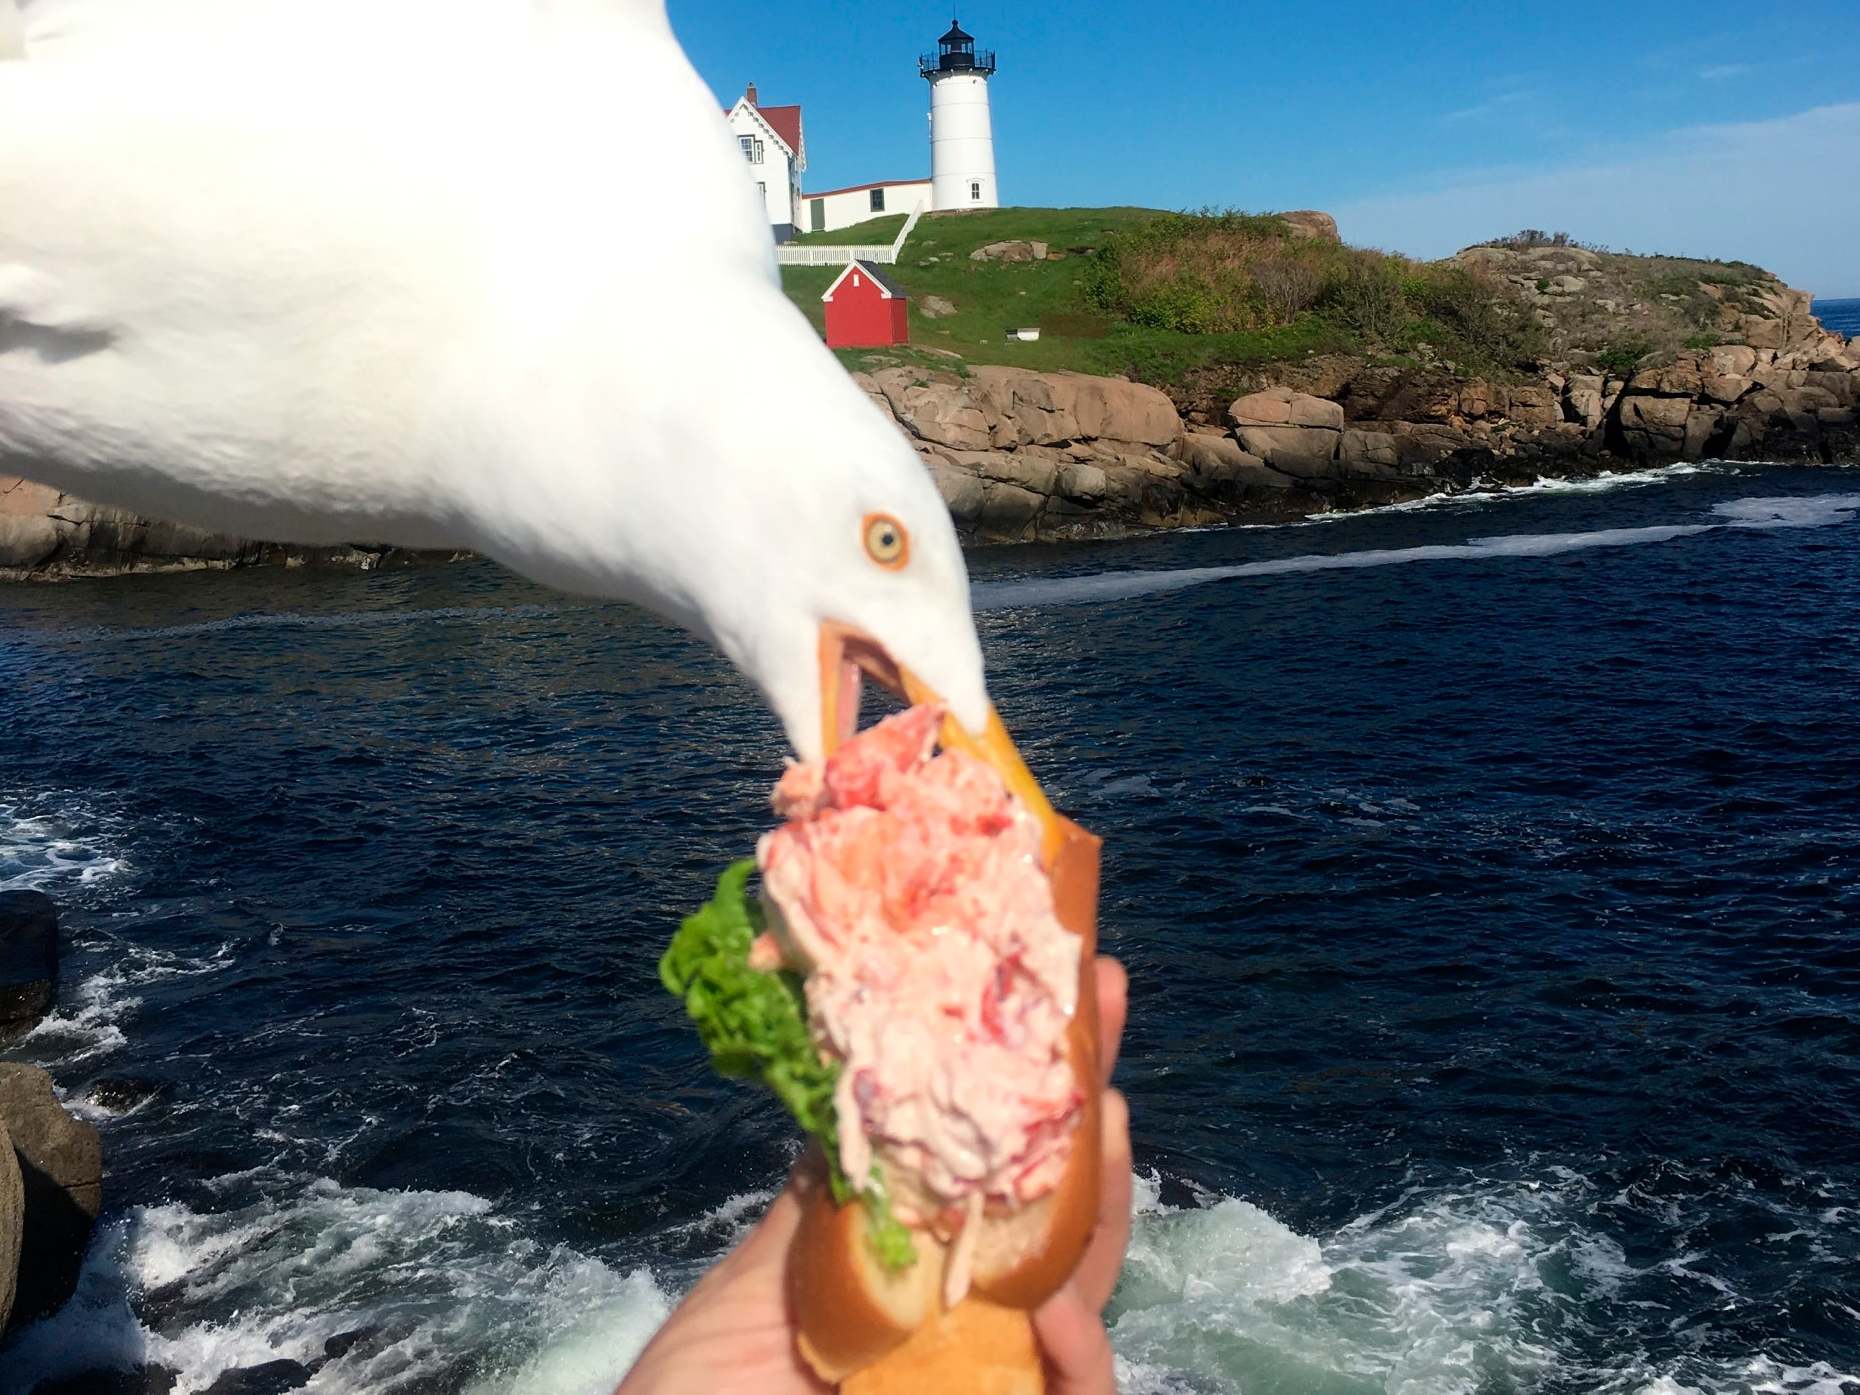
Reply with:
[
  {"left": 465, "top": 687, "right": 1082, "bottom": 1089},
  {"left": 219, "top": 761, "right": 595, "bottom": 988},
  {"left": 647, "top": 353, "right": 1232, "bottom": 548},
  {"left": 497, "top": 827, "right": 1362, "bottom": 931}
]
[{"left": 863, "top": 513, "right": 909, "bottom": 569}]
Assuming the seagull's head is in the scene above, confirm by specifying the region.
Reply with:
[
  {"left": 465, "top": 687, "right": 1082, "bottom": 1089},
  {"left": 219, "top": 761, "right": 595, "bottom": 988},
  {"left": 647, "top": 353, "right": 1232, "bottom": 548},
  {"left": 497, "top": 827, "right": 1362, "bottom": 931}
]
[
  {"left": 564, "top": 282, "right": 1059, "bottom": 843},
  {"left": 684, "top": 340, "right": 1053, "bottom": 837}
]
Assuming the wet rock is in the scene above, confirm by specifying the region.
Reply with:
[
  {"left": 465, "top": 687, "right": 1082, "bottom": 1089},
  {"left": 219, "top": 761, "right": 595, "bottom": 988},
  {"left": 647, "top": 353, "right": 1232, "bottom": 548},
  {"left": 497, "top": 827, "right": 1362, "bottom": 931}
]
[
  {"left": 974, "top": 481, "right": 1045, "bottom": 536},
  {"left": 200, "top": 1361, "right": 313, "bottom": 1395},
  {"left": 0, "top": 890, "right": 57, "bottom": 1041},
  {"left": 84, "top": 1077, "right": 166, "bottom": 1114},
  {"left": 1, "top": 1117, "right": 19, "bottom": 1333},
  {"left": 322, "top": 1327, "right": 380, "bottom": 1361},
  {"left": 30, "top": 1368, "right": 178, "bottom": 1395},
  {"left": 0, "top": 1064, "right": 103, "bottom": 1328},
  {"left": 1684, "top": 407, "right": 1725, "bottom": 460}
]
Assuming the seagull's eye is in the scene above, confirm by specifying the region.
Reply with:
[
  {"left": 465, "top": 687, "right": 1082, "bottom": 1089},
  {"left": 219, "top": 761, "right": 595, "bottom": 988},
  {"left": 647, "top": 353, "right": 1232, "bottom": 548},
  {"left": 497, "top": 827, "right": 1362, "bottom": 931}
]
[{"left": 863, "top": 513, "right": 910, "bottom": 570}]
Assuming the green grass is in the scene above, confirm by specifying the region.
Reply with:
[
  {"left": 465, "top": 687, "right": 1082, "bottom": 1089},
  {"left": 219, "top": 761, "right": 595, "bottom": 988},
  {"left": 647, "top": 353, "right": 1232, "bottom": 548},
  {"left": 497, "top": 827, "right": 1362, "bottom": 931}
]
[
  {"left": 789, "top": 214, "right": 909, "bottom": 246},
  {"left": 784, "top": 206, "right": 1548, "bottom": 386}
]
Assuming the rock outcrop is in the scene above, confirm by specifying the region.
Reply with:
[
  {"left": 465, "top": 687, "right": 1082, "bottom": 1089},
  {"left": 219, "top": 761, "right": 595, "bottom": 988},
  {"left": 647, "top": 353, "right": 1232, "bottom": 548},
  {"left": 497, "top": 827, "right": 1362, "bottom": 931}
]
[
  {"left": 0, "top": 890, "right": 58, "bottom": 1042},
  {"left": 968, "top": 240, "right": 1050, "bottom": 263},
  {"left": 0, "top": 1063, "right": 103, "bottom": 1330},
  {"left": 0, "top": 1115, "right": 21, "bottom": 1335},
  {"left": 1277, "top": 210, "right": 1341, "bottom": 243},
  {"left": 860, "top": 365, "right": 1236, "bottom": 541},
  {"left": 0, "top": 476, "right": 464, "bottom": 580}
]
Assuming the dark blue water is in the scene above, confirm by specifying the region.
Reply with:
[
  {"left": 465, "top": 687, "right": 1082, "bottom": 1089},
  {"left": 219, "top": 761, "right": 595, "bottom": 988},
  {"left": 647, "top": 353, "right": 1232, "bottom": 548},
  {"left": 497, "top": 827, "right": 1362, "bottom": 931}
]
[
  {"left": 2, "top": 463, "right": 1858, "bottom": 1395},
  {"left": 1814, "top": 298, "right": 1860, "bottom": 338}
]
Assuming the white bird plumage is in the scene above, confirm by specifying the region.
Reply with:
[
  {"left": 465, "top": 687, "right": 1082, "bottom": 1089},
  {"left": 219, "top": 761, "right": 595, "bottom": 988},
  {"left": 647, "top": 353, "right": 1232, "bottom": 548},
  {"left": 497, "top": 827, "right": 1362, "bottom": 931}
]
[{"left": 0, "top": 0, "right": 992, "bottom": 761}]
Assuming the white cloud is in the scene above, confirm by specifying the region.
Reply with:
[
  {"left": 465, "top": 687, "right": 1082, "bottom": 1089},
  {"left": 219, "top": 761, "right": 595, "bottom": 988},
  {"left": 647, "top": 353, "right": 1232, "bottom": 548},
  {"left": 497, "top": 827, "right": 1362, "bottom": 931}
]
[
  {"left": 1440, "top": 89, "right": 1535, "bottom": 123},
  {"left": 1332, "top": 102, "right": 1860, "bottom": 298},
  {"left": 1698, "top": 63, "right": 1752, "bottom": 81}
]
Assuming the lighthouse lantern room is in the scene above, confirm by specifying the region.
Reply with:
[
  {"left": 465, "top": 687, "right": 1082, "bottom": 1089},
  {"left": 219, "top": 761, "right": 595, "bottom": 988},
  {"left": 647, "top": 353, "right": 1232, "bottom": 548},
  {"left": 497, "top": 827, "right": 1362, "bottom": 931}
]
[{"left": 920, "top": 19, "right": 998, "bottom": 212}]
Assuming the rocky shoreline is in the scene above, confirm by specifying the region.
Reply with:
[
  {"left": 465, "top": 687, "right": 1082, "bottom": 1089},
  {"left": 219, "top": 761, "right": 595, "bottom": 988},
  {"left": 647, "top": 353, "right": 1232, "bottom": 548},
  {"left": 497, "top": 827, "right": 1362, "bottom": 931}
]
[
  {"left": 2, "top": 253, "right": 1855, "bottom": 572},
  {"left": 860, "top": 279, "right": 1859, "bottom": 543},
  {"left": 1, "top": 892, "right": 104, "bottom": 1344}
]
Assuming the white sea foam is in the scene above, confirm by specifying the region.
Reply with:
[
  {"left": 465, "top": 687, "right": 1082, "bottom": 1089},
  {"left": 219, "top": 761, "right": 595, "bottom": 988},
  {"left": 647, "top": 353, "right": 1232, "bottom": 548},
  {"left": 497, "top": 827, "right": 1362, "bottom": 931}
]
[
  {"left": 15, "top": 940, "right": 234, "bottom": 1068},
  {"left": 0, "top": 796, "right": 129, "bottom": 894},
  {"left": 973, "top": 489, "right": 1859, "bottom": 611},
  {"left": 7, "top": 1162, "right": 1853, "bottom": 1395},
  {"left": 0, "top": 1176, "right": 673, "bottom": 1395},
  {"left": 1713, "top": 493, "right": 1860, "bottom": 529},
  {"left": 1302, "top": 462, "right": 1727, "bottom": 523}
]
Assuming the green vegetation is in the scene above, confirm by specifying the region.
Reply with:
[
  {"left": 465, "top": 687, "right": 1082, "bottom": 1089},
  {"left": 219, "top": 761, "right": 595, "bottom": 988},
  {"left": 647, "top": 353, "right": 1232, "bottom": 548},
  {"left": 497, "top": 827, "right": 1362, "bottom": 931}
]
[
  {"left": 660, "top": 860, "right": 915, "bottom": 1270},
  {"left": 790, "top": 213, "right": 908, "bottom": 246},
  {"left": 777, "top": 207, "right": 1780, "bottom": 392},
  {"left": 781, "top": 207, "right": 1547, "bottom": 389},
  {"left": 1592, "top": 341, "right": 1653, "bottom": 376},
  {"left": 1081, "top": 212, "right": 1545, "bottom": 377}
]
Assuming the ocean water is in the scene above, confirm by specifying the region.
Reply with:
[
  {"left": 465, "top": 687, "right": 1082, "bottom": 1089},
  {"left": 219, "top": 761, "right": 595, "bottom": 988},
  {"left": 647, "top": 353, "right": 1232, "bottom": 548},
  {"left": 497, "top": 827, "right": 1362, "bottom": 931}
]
[
  {"left": 1812, "top": 298, "right": 1860, "bottom": 338},
  {"left": 1, "top": 462, "right": 1858, "bottom": 1395}
]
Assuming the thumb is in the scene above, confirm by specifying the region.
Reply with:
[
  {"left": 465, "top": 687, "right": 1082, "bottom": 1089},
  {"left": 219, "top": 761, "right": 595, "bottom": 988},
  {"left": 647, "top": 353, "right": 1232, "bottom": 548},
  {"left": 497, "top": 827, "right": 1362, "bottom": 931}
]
[{"left": 1033, "top": 1281, "right": 1117, "bottom": 1395}]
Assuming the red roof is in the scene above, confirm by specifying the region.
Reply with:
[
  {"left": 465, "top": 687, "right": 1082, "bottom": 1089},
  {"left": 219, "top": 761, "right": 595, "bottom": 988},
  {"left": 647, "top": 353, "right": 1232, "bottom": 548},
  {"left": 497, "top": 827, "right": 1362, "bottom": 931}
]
[
  {"left": 804, "top": 177, "right": 932, "bottom": 199},
  {"left": 755, "top": 104, "right": 803, "bottom": 157}
]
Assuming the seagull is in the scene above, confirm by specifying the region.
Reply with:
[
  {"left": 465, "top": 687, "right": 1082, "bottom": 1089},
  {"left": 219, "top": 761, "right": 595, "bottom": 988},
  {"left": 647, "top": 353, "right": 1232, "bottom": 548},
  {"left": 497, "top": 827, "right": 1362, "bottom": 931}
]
[{"left": 0, "top": 0, "right": 1056, "bottom": 831}]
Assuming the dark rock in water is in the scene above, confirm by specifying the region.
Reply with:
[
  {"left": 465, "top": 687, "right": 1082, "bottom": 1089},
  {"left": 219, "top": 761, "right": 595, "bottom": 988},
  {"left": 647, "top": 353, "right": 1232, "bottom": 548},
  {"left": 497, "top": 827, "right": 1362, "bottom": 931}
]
[
  {"left": 199, "top": 1361, "right": 313, "bottom": 1395},
  {"left": 321, "top": 1327, "right": 379, "bottom": 1360},
  {"left": 30, "top": 1366, "right": 179, "bottom": 1395},
  {"left": 0, "top": 890, "right": 58, "bottom": 1042},
  {"left": 84, "top": 1077, "right": 165, "bottom": 1114},
  {"left": 0, "top": 1064, "right": 103, "bottom": 1330}
]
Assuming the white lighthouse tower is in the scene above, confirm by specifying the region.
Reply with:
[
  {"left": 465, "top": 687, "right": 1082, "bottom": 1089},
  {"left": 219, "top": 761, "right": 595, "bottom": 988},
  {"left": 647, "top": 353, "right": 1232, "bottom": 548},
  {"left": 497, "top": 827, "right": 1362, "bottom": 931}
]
[{"left": 921, "top": 19, "right": 998, "bottom": 211}]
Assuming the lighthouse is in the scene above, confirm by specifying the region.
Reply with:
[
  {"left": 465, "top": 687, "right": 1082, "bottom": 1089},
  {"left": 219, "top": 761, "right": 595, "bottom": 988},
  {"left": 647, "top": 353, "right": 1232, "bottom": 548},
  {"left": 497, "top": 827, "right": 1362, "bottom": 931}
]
[{"left": 920, "top": 19, "right": 998, "bottom": 212}]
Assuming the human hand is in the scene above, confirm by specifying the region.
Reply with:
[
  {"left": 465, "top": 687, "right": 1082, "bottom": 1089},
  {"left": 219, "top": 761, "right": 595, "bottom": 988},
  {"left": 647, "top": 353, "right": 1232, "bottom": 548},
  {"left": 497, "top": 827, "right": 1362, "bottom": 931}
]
[{"left": 617, "top": 955, "right": 1134, "bottom": 1395}]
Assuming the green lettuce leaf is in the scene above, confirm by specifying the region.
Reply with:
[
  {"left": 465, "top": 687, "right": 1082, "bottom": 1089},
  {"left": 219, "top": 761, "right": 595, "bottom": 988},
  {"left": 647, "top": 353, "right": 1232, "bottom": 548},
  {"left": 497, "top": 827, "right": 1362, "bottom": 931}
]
[{"left": 660, "top": 859, "right": 916, "bottom": 1270}]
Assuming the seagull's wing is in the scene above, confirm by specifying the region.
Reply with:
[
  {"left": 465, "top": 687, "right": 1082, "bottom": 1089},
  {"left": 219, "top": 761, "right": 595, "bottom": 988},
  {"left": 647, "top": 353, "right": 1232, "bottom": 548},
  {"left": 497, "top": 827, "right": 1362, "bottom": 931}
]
[{"left": 0, "top": 0, "right": 758, "bottom": 551}]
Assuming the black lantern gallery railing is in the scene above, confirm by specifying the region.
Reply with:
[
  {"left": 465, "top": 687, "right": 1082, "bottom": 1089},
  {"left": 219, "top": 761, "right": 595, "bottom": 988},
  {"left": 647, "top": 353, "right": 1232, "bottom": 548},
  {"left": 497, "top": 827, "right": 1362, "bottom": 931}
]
[{"left": 919, "top": 47, "right": 996, "bottom": 77}]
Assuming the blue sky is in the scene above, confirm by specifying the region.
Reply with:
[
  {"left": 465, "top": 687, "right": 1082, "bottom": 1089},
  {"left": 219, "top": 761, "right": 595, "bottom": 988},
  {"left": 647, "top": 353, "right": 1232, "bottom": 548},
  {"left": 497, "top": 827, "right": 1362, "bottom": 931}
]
[{"left": 674, "top": 2, "right": 1860, "bottom": 297}]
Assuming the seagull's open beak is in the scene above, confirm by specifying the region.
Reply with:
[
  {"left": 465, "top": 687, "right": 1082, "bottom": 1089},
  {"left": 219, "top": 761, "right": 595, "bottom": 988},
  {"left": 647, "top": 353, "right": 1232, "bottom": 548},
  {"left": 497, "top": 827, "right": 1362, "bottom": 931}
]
[{"left": 818, "top": 619, "right": 1063, "bottom": 864}]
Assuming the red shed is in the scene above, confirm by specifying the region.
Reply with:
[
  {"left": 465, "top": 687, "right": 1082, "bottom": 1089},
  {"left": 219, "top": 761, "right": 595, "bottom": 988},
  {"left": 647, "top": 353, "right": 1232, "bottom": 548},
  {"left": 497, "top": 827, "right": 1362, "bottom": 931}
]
[{"left": 821, "top": 260, "right": 910, "bottom": 349}]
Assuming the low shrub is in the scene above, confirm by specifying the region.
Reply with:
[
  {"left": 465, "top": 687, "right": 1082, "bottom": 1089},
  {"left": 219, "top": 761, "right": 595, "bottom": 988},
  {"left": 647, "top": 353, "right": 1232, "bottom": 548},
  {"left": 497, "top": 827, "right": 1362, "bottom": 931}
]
[{"left": 1592, "top": 340, "right": 1653, "bottom": 376}]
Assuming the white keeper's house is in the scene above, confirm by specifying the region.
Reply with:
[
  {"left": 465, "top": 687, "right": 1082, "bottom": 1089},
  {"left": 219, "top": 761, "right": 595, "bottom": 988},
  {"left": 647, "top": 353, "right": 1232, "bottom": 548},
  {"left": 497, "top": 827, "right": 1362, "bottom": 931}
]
[
  {"left": 728, "top": 19, "right": 1002, "bottom": 243},
  {"left": 724, "top": 83, "right": 806, "bottom": 243}
]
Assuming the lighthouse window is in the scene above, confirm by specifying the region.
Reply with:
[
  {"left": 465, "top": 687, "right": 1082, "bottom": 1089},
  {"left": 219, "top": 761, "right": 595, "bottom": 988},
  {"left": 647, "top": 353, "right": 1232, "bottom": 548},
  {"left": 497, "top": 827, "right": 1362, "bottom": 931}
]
[
  {"left": 740, "top": 135, "right": 764, "bottom": 165},
  {"left": 870, "top": 188, "right": 887, "bottom": 213},
  {"left": 970, "top": 181, "right": 982, "bottom": 202}
]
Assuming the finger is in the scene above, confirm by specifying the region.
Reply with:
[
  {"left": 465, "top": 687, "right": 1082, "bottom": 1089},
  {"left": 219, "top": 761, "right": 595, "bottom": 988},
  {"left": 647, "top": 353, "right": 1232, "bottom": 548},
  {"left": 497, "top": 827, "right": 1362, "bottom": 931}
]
[
  {"left": 1034, "top": 1280, "right": 1117, "bottom": 1395},
  {"left": 1072, "top": 1087, "right": 1133, "bottom": 1313},
  {"left": 1093, "top": 956, "right": 1128, "bottom": 1086}
]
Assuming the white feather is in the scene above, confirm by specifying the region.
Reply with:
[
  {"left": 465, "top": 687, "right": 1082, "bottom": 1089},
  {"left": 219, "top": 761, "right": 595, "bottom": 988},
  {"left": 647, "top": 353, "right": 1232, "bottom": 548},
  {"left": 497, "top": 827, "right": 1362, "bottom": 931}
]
[{"left": 0, "top": 0, "right": 22, "bottom": 59}]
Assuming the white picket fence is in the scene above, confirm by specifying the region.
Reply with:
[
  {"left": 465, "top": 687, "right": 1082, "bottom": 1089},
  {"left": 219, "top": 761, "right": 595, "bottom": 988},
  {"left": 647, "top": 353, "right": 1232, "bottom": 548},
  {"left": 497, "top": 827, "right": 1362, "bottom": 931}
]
[{"left": 774, "top": 202, "right": 927, "bottom": 267}]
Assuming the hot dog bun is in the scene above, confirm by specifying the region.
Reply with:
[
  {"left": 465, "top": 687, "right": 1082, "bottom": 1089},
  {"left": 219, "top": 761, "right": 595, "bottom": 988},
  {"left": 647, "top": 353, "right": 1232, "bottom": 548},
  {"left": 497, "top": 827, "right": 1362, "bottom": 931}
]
[{"left": 790, "top": 818, "right": 1103, "bottom": 1392}]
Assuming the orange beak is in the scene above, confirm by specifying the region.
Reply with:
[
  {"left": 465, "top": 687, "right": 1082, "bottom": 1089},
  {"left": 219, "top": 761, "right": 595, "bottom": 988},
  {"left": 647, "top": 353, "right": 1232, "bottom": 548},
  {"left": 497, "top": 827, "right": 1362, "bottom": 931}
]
[{"left": 817, "top": 619, "right": 1063, "bottom": 865}]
